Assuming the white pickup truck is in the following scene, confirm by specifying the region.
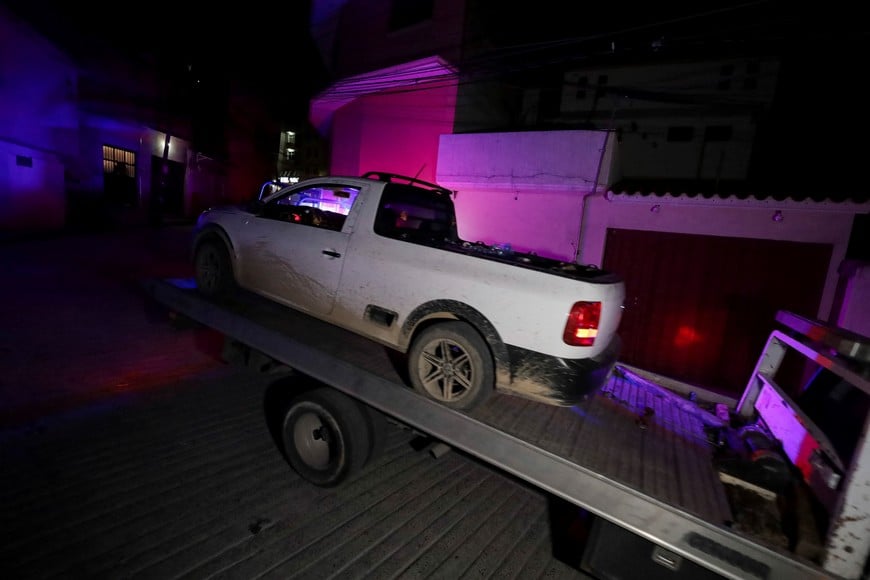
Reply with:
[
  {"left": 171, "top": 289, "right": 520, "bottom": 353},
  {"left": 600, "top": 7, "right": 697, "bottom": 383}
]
[{"left": 191, "top": 172, "right": 625, "bottom": 410}]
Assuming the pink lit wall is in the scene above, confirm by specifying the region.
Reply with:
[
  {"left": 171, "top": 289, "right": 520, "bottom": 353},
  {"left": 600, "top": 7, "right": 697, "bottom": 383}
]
[
  {"left": 452, "top": 189, "right": 586, "bottom": 261},
  {"left": 329, "top": 82, "right": 457, "bottom": 184},
  {"left": 437, "top": 131, "right": 615, "bottom": 262}
]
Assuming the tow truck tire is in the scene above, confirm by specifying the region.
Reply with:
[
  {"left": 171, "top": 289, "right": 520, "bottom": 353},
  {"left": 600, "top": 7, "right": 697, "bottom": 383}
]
[
  {"left": 281, "top": 388, "right": 371, "bottom": 487},
  {"left": 194, "top": 239, "right": 235, "bottom": 298},
  {"left": 408, "top": 321, "right": 494, "bottom": 410}
]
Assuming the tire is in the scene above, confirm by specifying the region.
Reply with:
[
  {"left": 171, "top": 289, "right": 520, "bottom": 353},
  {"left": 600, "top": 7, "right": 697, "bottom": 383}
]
[
  {"left": 281, "top": 388, "right": 371, "bottom": 487},
  {"left": 194, "top": 239, "right": 235, "bottom": 298},
  {"left": 407, "top": 321, "right": 494, "bottom": 410}
]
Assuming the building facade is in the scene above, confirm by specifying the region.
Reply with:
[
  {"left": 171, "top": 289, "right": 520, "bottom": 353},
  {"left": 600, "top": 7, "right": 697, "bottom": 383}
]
[
  {"left": 307, "top": 0, "right": 869, "bottom": 395},
  {"left": 1, "top": 5, "right": 244, "bottom": 232}
]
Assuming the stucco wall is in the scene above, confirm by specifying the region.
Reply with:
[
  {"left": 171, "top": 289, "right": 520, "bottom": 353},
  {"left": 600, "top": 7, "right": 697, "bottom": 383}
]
[
  {"left": 0, "top": 7, "right": 76, "bottom": 232},
  {"left": 330, "top": 82, "right": 457, "bottom": 184},
  {"left": 452, "top": 188, "right": 587, "bottom": 261},
  {"left": 0, "top": 9, "right": 77, "bottom": 150},
  {"left": 0, "top": 141, "right": 65, "bottom": 231},
  {"left": 437, "top": 130, "right": 615, "bottom": 261}
]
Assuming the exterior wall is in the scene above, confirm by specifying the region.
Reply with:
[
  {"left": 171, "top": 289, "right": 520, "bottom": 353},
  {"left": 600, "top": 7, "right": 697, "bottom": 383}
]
[
  {"left": 555, "top": 57, "right": 779, "bottom": 182},
  {"left": 454, "top": 79, "right": 531, "bottom": 134},
  {"left": 560, "top": 58, "right": 779, "bottom": 119},
  {"left": 449, "top": 187, "right": 590, "bottom": 261},
  {"left": 311, "top": 0, "right": 465, "bottom": 77},
  {"left": 0, "top": 6, "right": 77, "bottom": 231},
  {"left": 185, "top": 151, "right": 226, "bottom": 217},
  {"left": 484, "top": 56, "right": 779, "bottom": 184},
  {"left": 224, "top": 89, "right": 283, "bottom": 203},
  {"left": 330, "top": 102, "right": 365, "bottom": 177},
  {"left": 1, "top": 6, "right": 220, "bottom": 229},
  {"left": 309, "top": 0, "right": 870, "bottom": 388},
  {"left": 225, "top": 136, "right": 273, "bottom": 204},
  {"left": 613, "top": 113, "right": 757, "bottom": 180},
  {"left": 329, "top": 82, "right": 457, "bottom": 184},
  {"left": 0, "top": 141, "right": 66, "bottom": 231},
  {"left": 73, "top": 119, "right": 194, "bottom": 218},
  {"left": 437, "top": 130, "right": 615, "bottom": 261},
  {"left": 835, "top": 262, "right": 870, "bottom": 338},
  {"left": 580, "top": 194, "right": 867, "bottom": 322}
]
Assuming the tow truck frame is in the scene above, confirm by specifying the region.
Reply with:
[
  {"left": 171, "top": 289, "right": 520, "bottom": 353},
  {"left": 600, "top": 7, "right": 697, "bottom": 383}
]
[{"left": 142, "top": 277, "right": 870, "bottom": 580}]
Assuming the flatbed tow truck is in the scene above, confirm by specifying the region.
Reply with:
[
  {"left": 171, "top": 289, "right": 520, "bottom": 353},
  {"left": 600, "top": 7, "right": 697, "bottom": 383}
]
[{"left": 142, "top": 276, "right": 870, "bottom": 580}]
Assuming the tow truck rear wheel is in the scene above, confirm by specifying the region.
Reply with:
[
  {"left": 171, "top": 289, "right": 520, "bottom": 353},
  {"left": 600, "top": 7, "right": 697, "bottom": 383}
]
[
  {"left": 281, "top": 387, "right": 372, "bottom": 487},
  {"left": 193, "top": 239, "right": 235, "bottom": 298},
  {"left": 408, "top": 321, "right": 494, "bottom": 410}
]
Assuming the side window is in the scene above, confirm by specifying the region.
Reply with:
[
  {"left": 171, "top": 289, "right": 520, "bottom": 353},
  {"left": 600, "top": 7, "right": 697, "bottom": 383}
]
[
  {"left": 374, "top": 185, "right": 457, "bottom": 244},
  {"left": 264, "top": 184, "right": 360, "bottom": 231}
]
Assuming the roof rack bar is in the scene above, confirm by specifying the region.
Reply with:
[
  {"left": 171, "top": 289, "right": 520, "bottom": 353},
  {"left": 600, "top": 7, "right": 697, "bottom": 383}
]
[{"left": 361, "top": 171, "right": 452, "bottom": 196}]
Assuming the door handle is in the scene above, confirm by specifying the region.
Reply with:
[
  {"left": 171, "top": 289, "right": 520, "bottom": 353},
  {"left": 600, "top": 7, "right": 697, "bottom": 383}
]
[{"left": 322, "top": 250, "right": 341, "bottom": 258}]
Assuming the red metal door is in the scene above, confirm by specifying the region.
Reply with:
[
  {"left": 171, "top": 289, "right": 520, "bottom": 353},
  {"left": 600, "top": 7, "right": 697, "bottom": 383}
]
[{"left": 603, "top": 228, "right": 831, "bottom": 397}]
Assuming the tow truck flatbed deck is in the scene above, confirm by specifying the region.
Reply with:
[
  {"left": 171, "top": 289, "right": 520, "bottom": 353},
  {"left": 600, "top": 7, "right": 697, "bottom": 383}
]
[{"left": 142, "top": 277, "right": 834, "bottom": 580}]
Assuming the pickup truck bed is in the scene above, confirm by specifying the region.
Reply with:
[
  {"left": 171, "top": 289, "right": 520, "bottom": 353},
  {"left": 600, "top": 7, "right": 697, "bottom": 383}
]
[{"left": 143, "top": 277, "right": 834, "bottom": 580}]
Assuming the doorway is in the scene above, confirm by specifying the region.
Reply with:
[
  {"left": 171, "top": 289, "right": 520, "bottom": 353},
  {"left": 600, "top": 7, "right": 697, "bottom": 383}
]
[{"left": 603, "top": 229, "right": 831, "bottom": 397}]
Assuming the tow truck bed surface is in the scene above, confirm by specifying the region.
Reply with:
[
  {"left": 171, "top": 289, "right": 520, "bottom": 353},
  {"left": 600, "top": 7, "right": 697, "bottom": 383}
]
[{"left": 143, "top": 277, "right": 833, "bottom": 580}]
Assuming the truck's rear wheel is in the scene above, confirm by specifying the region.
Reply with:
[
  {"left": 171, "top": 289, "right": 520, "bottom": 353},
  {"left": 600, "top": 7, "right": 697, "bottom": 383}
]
[
  {"left": 408, "top": 321, "right": 493, "bottom": 410},
  {"left": 281, "top": 388, "right": 371, "bottom": 487},
  {"left": 194, "top": 239, "right": 235, "bottom": 298}
]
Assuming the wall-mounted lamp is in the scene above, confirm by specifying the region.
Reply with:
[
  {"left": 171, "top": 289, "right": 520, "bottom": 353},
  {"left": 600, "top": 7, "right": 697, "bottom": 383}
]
[{"left": 772, "top": 210, "right": 784, "bottom": 222}]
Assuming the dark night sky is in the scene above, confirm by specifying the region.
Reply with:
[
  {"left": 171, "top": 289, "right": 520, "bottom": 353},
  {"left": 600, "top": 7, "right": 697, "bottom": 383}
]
[
  {"left": 3, "top": 0, "right": 324, "bottom": 109},
  {"left": 4, "top": 1, "right": 312, "bottom": 59}
]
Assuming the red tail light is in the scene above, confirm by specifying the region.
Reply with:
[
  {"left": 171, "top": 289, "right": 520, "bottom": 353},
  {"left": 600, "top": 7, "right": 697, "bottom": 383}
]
[{"left": 563, "top": 301, "right": 601, "bottom": 346}]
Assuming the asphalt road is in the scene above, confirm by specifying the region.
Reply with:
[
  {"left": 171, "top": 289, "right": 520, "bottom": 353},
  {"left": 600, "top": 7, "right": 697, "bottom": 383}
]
[{"left": 0, "top": 225, "right": 593, "bottom": 579}]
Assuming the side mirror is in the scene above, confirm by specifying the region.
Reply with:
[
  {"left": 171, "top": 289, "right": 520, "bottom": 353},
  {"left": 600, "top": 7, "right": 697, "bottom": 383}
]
[{"left": 258, "top": 180, "right": 283, "bottom": 201}]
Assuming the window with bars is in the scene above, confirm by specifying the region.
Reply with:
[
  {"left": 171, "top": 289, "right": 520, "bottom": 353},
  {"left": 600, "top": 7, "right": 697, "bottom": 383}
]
[
  {"left": 102, "top": 145, "right": 136, "bottom": 177},
  {"left": 103, "top": 145, "right": 138, "bottom": 206}
]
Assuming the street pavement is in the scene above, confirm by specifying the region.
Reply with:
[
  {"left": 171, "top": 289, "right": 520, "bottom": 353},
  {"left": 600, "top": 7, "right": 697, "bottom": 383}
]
[{"left": 0, "top": 225, "right": 592, "bottom": 579}]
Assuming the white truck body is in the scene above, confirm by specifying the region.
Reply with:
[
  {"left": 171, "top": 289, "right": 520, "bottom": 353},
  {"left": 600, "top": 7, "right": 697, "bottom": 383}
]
[{"left": 193, "top": 173, "right": 625, "bottom": 407}]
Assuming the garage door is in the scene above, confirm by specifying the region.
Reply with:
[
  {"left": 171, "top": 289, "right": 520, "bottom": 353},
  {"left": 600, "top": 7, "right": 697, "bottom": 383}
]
[{"left": 602, "top": 228, "right": 831, "bottom": 397}]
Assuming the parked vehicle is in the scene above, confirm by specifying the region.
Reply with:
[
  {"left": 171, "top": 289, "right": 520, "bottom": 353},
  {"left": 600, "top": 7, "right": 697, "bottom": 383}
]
[{"left": 191, "top": 172, "right": 625, "bottom": 409}]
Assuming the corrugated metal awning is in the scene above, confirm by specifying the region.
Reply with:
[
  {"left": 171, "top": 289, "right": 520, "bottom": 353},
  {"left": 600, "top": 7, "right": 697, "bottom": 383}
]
[
  {"left": 309, "top": 55, "right": 457, "bottom": 135},
  {"left": 609, "top": 178, "right": 870, "bottom": 205}
]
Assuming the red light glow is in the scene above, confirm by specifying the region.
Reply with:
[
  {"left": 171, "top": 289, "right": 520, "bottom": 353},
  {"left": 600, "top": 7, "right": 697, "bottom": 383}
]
[{"left": 674, "top": 325, "right": 702, "bottom": 348}]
